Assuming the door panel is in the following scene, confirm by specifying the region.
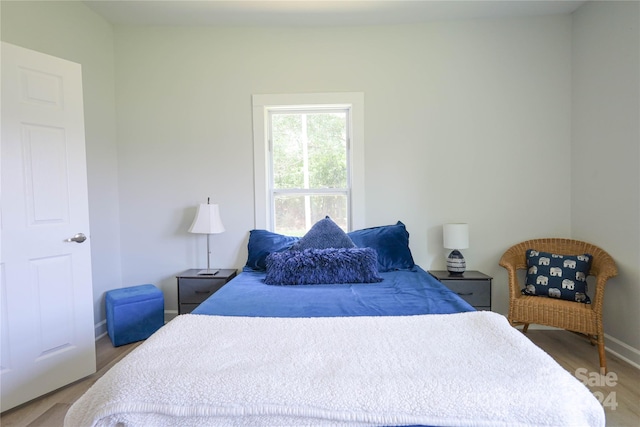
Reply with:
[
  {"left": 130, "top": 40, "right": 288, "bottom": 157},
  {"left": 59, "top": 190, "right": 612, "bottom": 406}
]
[
  {"left": 1, "top": 42, "right": 96, "bottom": 412},
  {"left": 23, "top": 124, "right": 70, "bottom": 224}
]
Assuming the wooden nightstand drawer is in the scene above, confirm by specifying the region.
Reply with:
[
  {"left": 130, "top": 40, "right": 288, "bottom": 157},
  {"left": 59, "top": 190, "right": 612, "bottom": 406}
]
[
  {"left": 176, "top": 269, "right": 237, "bottom": 314},
  {"left": 428, "top": 270, "right": 493, "bottom": 311},
  {"left": 442, "top": 280, "right": 491, "bottom": 309},
  {"left": 178, "top": 278, "right": 226, "bottom": 303}
]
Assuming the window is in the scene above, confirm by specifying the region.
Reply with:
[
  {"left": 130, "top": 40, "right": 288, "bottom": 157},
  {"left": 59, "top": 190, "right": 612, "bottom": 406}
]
[
  {"left": 252, "top": 93, "right": 364, "bottom": 234},
  {"left": 270, "top": 108, "right": 349, "bottom": 234}
]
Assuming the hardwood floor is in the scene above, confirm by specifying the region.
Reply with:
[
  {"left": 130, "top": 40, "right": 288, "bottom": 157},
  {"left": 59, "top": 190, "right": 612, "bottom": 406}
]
[
  {"left": 524, "top": 329, "right": 640, "bottom": 427},
  {"left": 0, "top": 336, "right": 142, "bottom": 427},
  {"left": 1, "top": 330, "right": 638, "bottom": 426}
]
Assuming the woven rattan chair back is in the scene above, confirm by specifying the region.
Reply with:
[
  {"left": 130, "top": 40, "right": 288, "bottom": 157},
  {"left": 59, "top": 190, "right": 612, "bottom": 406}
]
[{"left": 499, "top": 238, "right": 617, "bottom": 373}]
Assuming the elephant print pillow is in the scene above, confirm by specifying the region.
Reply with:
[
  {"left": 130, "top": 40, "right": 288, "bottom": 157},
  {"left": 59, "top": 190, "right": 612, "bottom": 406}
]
[{"left": 523, "top": 249, "right": 593, "bottom": 303}]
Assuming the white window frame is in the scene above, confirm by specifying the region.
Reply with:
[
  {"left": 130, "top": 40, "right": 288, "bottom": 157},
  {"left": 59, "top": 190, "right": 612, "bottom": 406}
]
[{"left": 252, "top": 92, "right": 365, "bottom": 232}]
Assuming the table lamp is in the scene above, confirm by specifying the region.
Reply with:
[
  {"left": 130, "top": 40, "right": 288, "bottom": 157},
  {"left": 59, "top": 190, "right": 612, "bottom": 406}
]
[
  {"left": 189, "top": 198, "right": 225, "bottom": 275},
  {"left": 443, "top": 223, "right": 469, "bottom": 276}
]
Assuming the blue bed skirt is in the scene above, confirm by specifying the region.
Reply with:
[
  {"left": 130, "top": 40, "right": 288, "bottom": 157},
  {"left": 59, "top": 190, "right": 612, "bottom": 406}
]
[{"left": 193, "top": 265, "right": 474, "bottom": 317}]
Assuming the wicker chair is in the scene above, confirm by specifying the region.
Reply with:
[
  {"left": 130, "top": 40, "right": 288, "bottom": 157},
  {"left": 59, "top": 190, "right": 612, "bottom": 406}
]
[{"left": 499, "top": 238, "right": 617, "bottom": 373}]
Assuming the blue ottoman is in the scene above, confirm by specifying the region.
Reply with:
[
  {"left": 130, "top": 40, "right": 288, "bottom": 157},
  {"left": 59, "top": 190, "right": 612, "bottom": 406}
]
[{"left": 106, "top": 284, "right": 164, "bottom": 347}]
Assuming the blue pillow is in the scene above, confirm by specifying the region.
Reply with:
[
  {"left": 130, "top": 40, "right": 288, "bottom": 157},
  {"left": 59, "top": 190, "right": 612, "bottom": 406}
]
[
  {"left": 348, "top": 221, "right": 415, "bottom": 272},
  {"left": 291, "top": 216, "right": 355, "bottom": 250},
  {"left": 264, "top": 248, "right": 383, "bottom": 285},
  {"left": 245, "top": 229, "right": 299, "bottom": 271},
  {"left": 523, "top": 249, "right": 592, "bottom": 303}
]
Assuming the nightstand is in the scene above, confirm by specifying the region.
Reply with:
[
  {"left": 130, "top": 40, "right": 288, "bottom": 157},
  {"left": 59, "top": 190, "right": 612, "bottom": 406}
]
[
  {"left": 428, "top": 270, "right": 492, "bottom": 311},
  {"left": 176, "top": 269, "right": 237, "bottom": 314}
]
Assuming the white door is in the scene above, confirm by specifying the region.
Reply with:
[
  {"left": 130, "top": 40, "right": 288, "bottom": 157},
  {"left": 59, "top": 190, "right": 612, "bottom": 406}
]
[{"left": 1, "top": 42, "right": 96, "bottom": 412}]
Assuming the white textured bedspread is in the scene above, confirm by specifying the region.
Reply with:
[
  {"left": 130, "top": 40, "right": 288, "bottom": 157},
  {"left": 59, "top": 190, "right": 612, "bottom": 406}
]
[{"left": 65, "top": 312, "right": 604, "bottom": 427}]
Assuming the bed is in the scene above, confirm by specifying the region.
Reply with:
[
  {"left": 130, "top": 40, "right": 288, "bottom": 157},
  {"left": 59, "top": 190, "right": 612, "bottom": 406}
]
[{"left": 65, "top": 221, "right": 605, "bottom": 427}]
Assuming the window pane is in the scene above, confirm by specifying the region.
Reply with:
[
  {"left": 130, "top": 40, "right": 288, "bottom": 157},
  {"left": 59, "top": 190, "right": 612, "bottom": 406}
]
[
  {"left": 271, "top": 112, "right": 347, "bottom": 190},
  {"left": 272, "top": 114, "right": 303, "bottom": 189},
  {"left": 306, "top": 113, "right": 347, "bottom": 189},
  {"left": 274, "top": 194, "right": 348, "bottom": 236}
]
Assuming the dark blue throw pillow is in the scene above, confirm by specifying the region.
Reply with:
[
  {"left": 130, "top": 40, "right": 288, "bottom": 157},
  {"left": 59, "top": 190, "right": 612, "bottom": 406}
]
[
  {"left": 523, "top": 249, "right": 592, "bottom": 303},
  {"left": 291, "top": 216, "right": 355, "bottom": 251},
  {"left": 264, "top": 248, "right": 383, "bottom": 285},
  {"left": 348, "top": 221, "right": 415, "bottom": 272},
  {"left": 245, "top": 229, "right": 299, "bottom": 271}
]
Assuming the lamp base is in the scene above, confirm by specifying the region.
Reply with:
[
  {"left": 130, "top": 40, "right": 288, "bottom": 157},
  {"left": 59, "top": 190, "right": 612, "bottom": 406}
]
[
  {"left": 446, "top": 250, "right": 466, "bottom": 276},
  {"left": 197, "top": 269, "right": 219, "bottom": 276}
]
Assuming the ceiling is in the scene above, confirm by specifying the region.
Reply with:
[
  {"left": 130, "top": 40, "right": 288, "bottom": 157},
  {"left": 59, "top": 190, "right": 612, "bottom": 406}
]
[{"left": 83, "top": 0, "right": 587, "bottom": 27}]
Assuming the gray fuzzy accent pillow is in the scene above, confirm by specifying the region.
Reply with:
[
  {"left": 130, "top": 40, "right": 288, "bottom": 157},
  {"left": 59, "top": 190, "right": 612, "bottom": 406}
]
[
  {"left": 264, "top": 248, "right": 383, "bottom": 285},
  {"left": 291, "top": 216, "right": 355, "bottom": 250}
]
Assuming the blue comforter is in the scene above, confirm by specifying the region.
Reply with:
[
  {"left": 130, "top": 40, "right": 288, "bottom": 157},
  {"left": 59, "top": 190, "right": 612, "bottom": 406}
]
[{"left": 193, "top": 265, "right": 473, "bottom": 317}]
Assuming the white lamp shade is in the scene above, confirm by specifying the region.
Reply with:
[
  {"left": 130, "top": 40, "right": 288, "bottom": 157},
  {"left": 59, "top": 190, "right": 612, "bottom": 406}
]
[
  {"left": 189, "top": 203, "right": 225, "bottom": 234},
  {"left": 443, "top": 223, "right": 469, "bottom": 250}
]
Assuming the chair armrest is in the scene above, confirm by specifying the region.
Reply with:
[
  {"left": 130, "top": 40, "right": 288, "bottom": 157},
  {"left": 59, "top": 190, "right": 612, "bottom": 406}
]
[
  {"left": 499, "top": 248, "right": 526, "bottom": 301},
  {"left": 590, "top": 251, "right": 618, "bottom": 311}
]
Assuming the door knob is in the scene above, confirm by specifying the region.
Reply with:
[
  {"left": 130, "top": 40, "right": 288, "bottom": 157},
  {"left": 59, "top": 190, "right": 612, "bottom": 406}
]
[{"left": 65, "top": 233, "right": 87, "bottom": 243}]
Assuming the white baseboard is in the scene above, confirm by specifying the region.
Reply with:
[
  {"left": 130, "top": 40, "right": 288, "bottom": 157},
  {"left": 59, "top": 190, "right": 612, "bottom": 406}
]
[
  {"left": 605, "top": 333, "right": 640, "bottom": 370},
  {"left": 94, "top": 310, "right": 179, "bottom": 341},
  {"left": 522, "top": 324, "right": 561, "bottom": 330},
  {"left": 94, "top": 319, "right": 107, "bottom": 340},
  {"left": 165, "top": 310, "right": 179, "bottom": 323}
]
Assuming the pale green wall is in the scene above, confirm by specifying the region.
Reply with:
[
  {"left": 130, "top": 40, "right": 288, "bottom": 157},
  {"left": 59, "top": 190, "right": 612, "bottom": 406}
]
[
  {"left": 1, "top": 1, "right": 120, "bottom": 335},
  {"left": 572, "top": 1, "right": 640, "bottom": 366}
]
